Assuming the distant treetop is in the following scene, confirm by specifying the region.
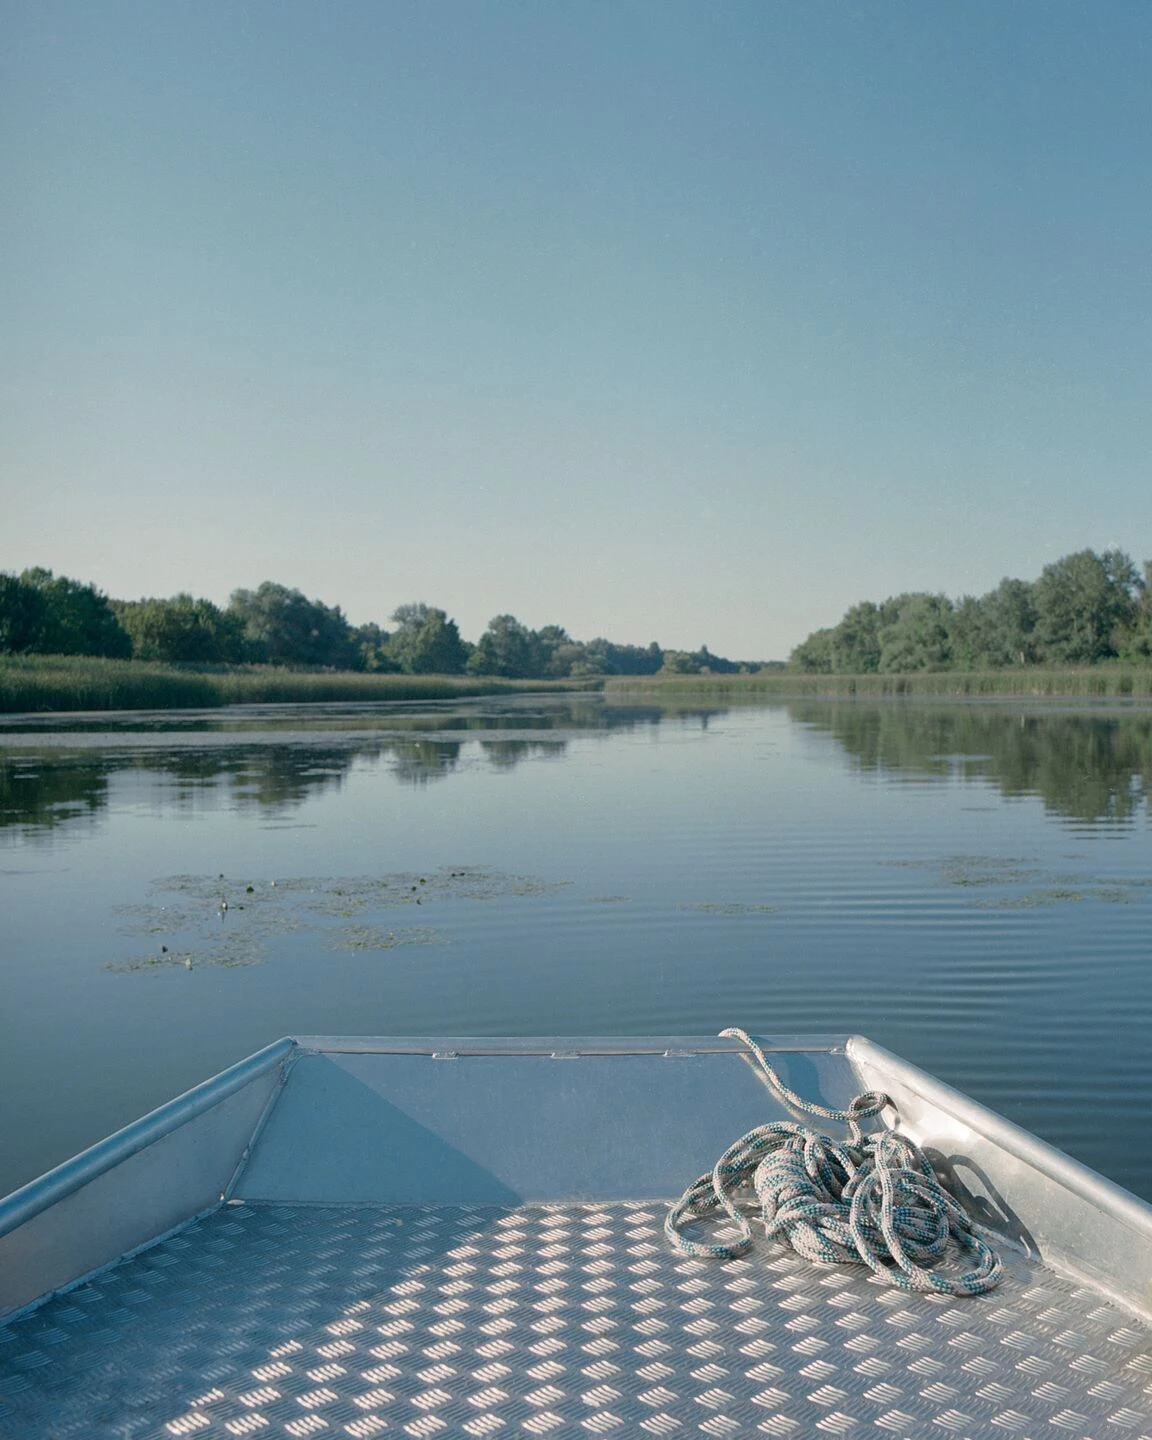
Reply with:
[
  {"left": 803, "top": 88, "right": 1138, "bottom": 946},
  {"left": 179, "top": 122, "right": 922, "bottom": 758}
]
[
  {"left": 790, "top": 549, "right": 1152, "bottom": 674},
  {"left": 0, "top": 571, "right": 754, "bottom": 675}
]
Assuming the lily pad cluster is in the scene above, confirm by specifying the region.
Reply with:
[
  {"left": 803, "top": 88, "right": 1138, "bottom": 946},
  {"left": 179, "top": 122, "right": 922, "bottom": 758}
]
[
  {"left": 109, "top": 866, "right": 568, "bottom": 973},
  {"left": 888, "top": 853, "right": 1152, "bottom": 909}
]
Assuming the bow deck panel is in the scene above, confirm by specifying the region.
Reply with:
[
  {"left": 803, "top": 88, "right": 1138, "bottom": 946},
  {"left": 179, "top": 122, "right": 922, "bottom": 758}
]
[
  {"left": 1, "top": 1038, "right": 1150, "bottom": 1438},
  {"left": 3, "top": 1199, "right": 1151, "bottom": 1438}
]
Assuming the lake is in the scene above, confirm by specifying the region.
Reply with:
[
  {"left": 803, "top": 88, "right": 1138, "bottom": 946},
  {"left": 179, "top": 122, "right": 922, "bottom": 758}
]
[{"left": 2, "top": 694, "right": 1150, "bottom": 1204}]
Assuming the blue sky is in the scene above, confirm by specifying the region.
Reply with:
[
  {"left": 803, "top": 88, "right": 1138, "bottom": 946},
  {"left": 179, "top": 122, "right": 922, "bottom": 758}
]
[{"left": 3, "top": 1, "right": 1151, "bottom": 660}]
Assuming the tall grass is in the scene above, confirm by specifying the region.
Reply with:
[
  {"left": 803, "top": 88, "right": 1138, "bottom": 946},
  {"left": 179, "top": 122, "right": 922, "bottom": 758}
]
[
  {"left": 7, "top": 655, "right": 1152, "bottom": 714},
  {"left": 0, "top": 656, "right": 218, "bottom": 713},
  {"left": 0, "top": 655, "right": 589, "bottom": 714},
  {"left": 603, "top": 668, "right": 1152, "bottom": 699}
]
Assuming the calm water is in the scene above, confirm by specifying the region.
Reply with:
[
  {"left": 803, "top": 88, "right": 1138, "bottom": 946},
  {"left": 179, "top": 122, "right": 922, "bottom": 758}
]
[{"left": 2, "top": 695, "right": 1151, "bottom": 1202}]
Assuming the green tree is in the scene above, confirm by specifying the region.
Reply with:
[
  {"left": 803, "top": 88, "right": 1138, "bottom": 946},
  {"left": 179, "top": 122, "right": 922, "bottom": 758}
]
[
  {"left": 468, "top": 614, "right": 539, "bottom": 677},
  {"left": 610, "top": 641, "right": 664, "bottom": 675},
  {"left": 877, "top": 593, "right": 953, "bottom": 672},
  {"left": 575, "top": 637, "right": 665, "bottom": 676},
  {"left": 660, "top": 649, "right": 700, "bottom": 674},
  {"left": 947, "top": 595, "right": 988, "bottom": 671},
  {"left": 114, "top": 594, "right": 247, "bottom": 663},
  {"left": 1032, "top": 549, "right": 1142, "bottom": 664},
  {"left": 545, "top": 640, "right": 589, "bottom": 677},
  {"left": 351, "top": 622, "right": 398, "bottom": 672},
  {"left": 977, "top": 578, "right": 1040, "bottom": 667},
  {"left": 0, "top": 573, "right": 48, "bottom": 653},
  {"left": 570, "top": 638, "right": 609, "bottom": 677},
  {"left": 535, "top": 625, "right": 577, "bottom": 677},
  {"left": 788, "top": 548, "right": 1152, "bottom": 674},
  {"left": 790, "top": 627, "right": 836, "bottom": 673},
  {"left": 690, "top": 645, "right": 739, "bottom": 674},
  {"left": 1122, "top": 561, "right": 1152, "bottom": 659},
  {"left": 386, "top": 603, "right": 469, "bottom": 674},
  {"left": 16, "top": 569, "right": 131, "bottom": 657},
  {"left": 831, "top": 601, "right": 883, "bottom": 673},
  {"left": 228, "top": 582, "right": 358, "bottom": 667}
]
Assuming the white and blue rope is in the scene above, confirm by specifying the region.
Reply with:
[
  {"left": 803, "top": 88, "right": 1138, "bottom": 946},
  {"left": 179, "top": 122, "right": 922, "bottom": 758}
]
[{"left": 666, "top": 1028, "right": 1002, "bottom": 1296}]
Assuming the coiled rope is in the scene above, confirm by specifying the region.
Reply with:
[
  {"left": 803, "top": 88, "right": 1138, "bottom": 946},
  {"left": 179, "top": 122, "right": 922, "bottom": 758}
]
[{"left": 665, "top": 1028, "right": 1002, "bottom": 1296}]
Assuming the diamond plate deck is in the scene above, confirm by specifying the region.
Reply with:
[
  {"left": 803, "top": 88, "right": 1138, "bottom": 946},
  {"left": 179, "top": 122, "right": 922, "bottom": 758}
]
[{"left": 1, "top": 1202, "right": 1149, "bottom": 1440}]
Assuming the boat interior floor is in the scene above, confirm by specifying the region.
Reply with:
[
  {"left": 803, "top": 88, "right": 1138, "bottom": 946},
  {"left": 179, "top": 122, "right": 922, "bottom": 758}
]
[{"left": 1, "top": 1200, "right": 1150, "bottom": 1440}]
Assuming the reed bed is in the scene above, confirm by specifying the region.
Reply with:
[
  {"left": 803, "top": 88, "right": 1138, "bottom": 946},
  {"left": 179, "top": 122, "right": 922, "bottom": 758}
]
[
  {"left": 0, "top": 656, "right": 584, "bottom": 714},
  {"left": 603, "top": 668, "right": 1152, "bottom": 700},
  {"left": 7, "top": 655, "right": 1152, "bottom": 714}
]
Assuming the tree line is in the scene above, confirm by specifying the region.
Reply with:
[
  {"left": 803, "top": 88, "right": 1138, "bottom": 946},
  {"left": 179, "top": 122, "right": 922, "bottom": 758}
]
[
  {"left": 791, "top": 549, "right": 1152, "bottom": 674},
  {"left": 0, "top": 569, "right": 744, "bottom": 679}
]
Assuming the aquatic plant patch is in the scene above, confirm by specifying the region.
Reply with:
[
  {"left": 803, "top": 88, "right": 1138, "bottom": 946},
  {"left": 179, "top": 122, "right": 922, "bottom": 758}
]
[{"left": 107, "top": 866, "right": 569, "bottom": 972}]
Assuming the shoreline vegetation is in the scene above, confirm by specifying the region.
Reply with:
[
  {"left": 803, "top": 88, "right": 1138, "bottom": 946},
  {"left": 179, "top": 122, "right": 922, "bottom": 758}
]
[
  {"left": 0, "top": 656, "right": 587, "bottom": 715},
  {"left": 4, "top": 653, "right": 1152, "bottom": 714},
  {"left": 790, "top": 549, "right": 1152, "bottom": 674},
  {"left": 1, "top": 569, "right": 743, "bottom": 682},
  {"left": 603, "top": 668, "right": 1152, "bottom": 699},
  {"left": 3, "top": 545, "right": 1152, "bottom": 712}
]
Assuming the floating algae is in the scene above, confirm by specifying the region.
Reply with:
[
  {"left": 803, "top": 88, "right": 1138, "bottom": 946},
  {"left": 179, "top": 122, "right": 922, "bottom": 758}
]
[
  {"left": 975, "top": 887, "right": 1087, "bottom": 909},
  {"left": 887, "top": 853, "right": 1043, "bottom": 887},
  {"left": 107, "top": 951, "right": 198, "bottom": 974},
  {"left": 112, "top": 903, "right": 187, "bottom": 936},
  {"left": 682, "top": 901, "right": 779, "bottom": 916},
  {"left": 327, "top": 925, "right": 444, "bottom": 952},
  {"left": 108, "top": 935, "right": 265, "bottom": 973},
  {"left": 975, "top": 885, "right": 1140, "bottom": 910},
  {"left": 108, "top": 866, "right": 566, "bottom": 973},
  {"left": 886, "top": 853, "right": 1036, "bottom": 876},
  {"left": 944, "top": 867, "right": 1043, "bottom": 888},
  {"left": 882, "top": 854, "right": 1148, "bottom": 910},
  {"left": 1093, "top": 886, "right": 1138, "bottom": 904}
]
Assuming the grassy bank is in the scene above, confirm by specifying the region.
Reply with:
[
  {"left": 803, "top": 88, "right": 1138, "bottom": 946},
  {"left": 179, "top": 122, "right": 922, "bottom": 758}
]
[
  {"left": 0, "top": 655, "right": 588, "bottom": 714},
  {"left": 7, "top": 655, "right": 1152, "bottom": 714},
  {"left": 604, "top": 667, "right": 1152, "bottom": 699}
]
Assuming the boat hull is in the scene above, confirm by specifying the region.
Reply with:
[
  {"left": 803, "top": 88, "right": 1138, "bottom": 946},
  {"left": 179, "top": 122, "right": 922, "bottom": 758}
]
[{"left": 1, "top": 1036, "right": 1150, "bottom": 1438}]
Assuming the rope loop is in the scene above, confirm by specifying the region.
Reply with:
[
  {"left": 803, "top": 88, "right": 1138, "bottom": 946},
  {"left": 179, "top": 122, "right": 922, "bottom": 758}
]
[{"left": 666, "top": 1028, "right": 1002, "bottom": 1296}]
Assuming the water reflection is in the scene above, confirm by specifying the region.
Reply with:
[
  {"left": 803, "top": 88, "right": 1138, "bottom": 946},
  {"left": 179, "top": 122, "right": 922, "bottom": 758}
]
[
  {"left": 6, "top": 700, "right": 1151, "bottom": 839},
  {"left": 0, "top": 748, "right": 363, "bottom": 838},
  {"left": 792, "top": 703, "right": 1152, "bottom": 824},
  {"left": 148, "top": 748, "right": 358, "bottom": 811},
  {"left": 0, "top": 756, "right": 109, "bottom": 834},
  {"left": 387, "top": 739, "right": 463, "bottom": 786},
  {"left": 0, "top": 696, "right": 674, "bottom": 737},
  {"left": 0, "top": 700, "right": 727, "bottom": 835},
  {"left": 480, "top": 739, "right": 568, "bottom": 769}
]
